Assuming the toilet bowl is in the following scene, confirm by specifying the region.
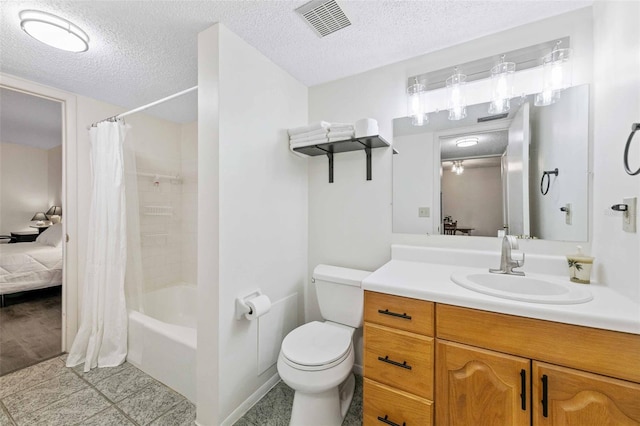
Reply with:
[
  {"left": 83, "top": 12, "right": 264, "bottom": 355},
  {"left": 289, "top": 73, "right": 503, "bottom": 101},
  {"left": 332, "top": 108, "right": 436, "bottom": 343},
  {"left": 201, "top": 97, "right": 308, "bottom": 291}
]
[{"left": 277, "top": 265, "right": 371, "bottom": 426}]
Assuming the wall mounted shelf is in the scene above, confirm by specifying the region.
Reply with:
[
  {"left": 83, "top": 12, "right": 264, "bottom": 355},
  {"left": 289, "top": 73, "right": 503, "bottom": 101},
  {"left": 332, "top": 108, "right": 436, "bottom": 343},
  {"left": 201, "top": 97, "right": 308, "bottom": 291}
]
[{"left": 293, "top": 135, "right": 395, "bottom": 183}]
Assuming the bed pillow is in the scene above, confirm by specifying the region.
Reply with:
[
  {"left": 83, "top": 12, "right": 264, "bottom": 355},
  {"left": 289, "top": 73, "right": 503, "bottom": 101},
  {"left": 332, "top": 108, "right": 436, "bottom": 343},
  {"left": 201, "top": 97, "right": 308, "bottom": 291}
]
[{"left": 36, "top": 223, "right": 63, "bottom": 247}]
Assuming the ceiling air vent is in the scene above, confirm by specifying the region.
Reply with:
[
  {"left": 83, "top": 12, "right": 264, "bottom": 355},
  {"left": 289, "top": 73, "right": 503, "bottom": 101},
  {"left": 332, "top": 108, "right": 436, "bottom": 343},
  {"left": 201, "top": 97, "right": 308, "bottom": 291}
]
[{"left": 296, "top": 0, "right": 351, "bottom": 38}]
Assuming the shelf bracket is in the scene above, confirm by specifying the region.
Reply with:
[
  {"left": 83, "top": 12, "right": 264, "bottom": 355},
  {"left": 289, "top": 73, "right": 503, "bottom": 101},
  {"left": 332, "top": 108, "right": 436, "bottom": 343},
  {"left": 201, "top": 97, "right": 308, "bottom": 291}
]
[
  {"left": 365, "top": 147, "right": 372, "bottom": 181},
  {"left": 326, "top": 152, "right": 334, "bottom": 183}
]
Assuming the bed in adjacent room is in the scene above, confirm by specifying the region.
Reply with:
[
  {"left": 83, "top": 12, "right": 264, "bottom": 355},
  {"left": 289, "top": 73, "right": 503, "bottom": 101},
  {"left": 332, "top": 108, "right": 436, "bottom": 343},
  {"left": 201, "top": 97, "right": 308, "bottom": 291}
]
[{"left": 0, "top": 223, "right": 63, "bottom": 304}]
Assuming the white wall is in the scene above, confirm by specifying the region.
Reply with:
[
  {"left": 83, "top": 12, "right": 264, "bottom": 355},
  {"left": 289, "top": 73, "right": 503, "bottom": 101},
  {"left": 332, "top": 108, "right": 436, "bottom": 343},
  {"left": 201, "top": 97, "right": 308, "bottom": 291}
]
[
  {"left": 181, "top": 121, "right": 198, "bottom": 286},
  {"left": 592, "top": 1, "right": 640, "bottom": 302},
  {"left": 529, "top": 85, "right": 589, "bottom": 241},
  {"left": 308, "top": 8, "right": 594, "bottom": 326},
  {"left": 197, "top": 24, "right": 308, "bottom": 425},
  {"left": 48, "top": 145, "right": 62, "bottom": 209},
  {"left": 442, "top": 165, "right": 503, "bottom": 237},
  {"left": 392, "top": 132, "right": 436, "bottom": 234},
  {"left": 0, "top": 142, "right": 51, "bottom": 233}
]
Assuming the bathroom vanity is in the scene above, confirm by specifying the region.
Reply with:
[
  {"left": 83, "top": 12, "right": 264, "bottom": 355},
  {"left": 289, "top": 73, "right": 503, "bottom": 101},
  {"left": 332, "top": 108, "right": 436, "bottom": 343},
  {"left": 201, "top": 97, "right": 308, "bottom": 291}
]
[{"left": 361, "top": 246, "right": 640, "bottom": 426}]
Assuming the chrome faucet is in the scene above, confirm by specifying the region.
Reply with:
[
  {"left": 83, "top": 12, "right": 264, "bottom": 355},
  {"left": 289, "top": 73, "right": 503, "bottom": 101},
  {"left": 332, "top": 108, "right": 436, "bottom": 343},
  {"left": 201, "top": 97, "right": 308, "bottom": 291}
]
[{"left": 490, "top": 235, "right": 525, "bottom": 276}]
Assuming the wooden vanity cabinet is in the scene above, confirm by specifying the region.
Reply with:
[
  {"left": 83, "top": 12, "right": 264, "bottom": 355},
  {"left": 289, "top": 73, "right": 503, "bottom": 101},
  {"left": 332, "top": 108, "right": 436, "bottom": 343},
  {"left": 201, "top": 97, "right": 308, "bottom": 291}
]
[
  {"left": 363, "top": 291, "right": 435, "bottom": 425},
  {"left": 533, "top": 362, "right": 640, "bottom": 425},
  {"left": 363, "top": 293, "right": 640, "bottom": 426},
  {"left": 436, "top": 304, "right": 640, "bottom": 426},
  {"left": 436, "top": 340, "right": 530, "bottom": 426}
]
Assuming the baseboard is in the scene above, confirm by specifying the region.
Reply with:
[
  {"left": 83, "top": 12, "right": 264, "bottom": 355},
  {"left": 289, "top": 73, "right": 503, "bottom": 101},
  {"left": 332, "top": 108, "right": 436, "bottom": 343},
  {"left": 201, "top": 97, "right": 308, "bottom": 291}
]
[
  {"left": 219, "top": 372, "right": 282, "bottom": 426},
  {"left": 353, "top": 363, "right": 363, "bottom": 376}
]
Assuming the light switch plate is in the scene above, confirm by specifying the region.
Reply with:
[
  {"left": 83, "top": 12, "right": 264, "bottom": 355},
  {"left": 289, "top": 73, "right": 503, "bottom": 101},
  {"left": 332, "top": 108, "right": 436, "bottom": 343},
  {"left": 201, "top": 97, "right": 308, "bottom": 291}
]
[
  {"left": 418, "top": 207, "right": 430, "bottom": 218},
  {"left": 623, "top": 197, "right": 636, "bottom": 233}
]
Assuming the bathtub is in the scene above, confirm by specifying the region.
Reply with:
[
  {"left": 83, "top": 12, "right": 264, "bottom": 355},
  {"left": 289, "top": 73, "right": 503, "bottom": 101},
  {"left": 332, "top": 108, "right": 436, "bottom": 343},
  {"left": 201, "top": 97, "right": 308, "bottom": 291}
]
[{"left": 127, "top": 284, "right": 197, "bottom": 402}]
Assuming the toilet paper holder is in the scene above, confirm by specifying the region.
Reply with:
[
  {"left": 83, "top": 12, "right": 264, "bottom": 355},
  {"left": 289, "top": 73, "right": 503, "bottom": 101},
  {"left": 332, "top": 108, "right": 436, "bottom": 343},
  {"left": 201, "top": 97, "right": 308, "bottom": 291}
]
[{"left": 235, "top": 289, "right": 264, "bottom": 320}]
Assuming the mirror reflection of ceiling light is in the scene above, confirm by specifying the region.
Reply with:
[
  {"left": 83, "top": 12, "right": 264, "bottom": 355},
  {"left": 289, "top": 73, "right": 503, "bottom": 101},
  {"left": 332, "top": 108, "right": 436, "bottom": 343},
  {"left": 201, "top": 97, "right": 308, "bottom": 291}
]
[
  {"left": 451, "top": 160, "right": 464, "bottom": 175},
  {"left": 489, "top": 55, "right": 515, "bottom": 114},
  {"left": 456, "top": 138, "right": 479, "bottom": 148},
  {"left": 535, "top": 41, "right": 572, "bottom": 107},
  {"left": 19, "top": 10, "right": 89, "bottom": 52},
  {"left": 446, "top": 67, "right": 467, "bottom": 121},
  {"left": 407, "top": 77, "right": 428, "bottom": 126}
]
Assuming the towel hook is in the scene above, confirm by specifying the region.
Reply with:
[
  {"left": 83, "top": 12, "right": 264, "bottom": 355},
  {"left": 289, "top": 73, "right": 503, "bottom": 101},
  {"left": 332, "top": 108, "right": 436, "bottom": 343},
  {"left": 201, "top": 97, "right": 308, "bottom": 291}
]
[
  {"left": 540, "top": 168, "right": 559, "bottom": 195},
  {"left": 624, "top": 123, "right": 640, "bottom": 176}
]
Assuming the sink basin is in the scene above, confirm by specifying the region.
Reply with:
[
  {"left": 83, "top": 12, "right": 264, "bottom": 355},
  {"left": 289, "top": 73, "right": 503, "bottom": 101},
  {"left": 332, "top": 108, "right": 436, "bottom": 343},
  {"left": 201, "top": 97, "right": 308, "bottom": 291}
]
[{"left": 450, "top": 272, "right": 593, "bottom": 304}]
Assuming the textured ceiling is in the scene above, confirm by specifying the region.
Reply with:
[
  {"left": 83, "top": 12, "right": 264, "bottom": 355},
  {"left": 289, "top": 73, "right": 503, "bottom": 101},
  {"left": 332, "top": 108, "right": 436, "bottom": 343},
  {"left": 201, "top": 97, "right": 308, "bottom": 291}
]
[
  {"left": 0, "top": 1, "right": 591, "bottom": 124},
  {"left": 0, "top": 88, "right": 62, "bottom": 150}
]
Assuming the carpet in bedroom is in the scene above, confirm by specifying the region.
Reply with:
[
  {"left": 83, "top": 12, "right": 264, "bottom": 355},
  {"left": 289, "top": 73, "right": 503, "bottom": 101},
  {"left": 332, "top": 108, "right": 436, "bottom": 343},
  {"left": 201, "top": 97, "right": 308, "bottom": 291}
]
[{"left": 0, "top": 286, "right": 62, "bottom": 376}]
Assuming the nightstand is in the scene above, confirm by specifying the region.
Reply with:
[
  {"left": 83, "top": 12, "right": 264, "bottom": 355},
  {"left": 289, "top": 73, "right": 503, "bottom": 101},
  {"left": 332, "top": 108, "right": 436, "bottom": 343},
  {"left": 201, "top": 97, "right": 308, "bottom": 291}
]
[
  {"left": 10, "top": 231, "right": 38, "bottom": 243},
  {"left": 30, "top": 225, "right": 50, "bottom": 234}
]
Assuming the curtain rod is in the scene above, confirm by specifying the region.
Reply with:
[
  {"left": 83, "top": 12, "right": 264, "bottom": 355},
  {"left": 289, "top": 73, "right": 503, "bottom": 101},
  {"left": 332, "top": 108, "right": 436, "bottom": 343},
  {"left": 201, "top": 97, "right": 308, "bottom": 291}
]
[{"left": 89, "top": 85, "right": 197, "bottom": 128}]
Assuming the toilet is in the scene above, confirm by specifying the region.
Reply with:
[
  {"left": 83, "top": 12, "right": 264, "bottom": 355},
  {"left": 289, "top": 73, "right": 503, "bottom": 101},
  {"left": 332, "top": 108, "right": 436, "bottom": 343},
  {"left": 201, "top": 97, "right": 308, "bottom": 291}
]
[{"left": 277, "top": 264, "right": 371, "bottom": 426}]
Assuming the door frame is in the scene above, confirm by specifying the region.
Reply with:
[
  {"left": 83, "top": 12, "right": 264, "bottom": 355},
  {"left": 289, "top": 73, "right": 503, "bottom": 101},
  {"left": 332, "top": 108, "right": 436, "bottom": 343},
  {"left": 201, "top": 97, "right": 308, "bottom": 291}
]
[{"left": 0, "top": 73, "right": 78, "bottom": 352}]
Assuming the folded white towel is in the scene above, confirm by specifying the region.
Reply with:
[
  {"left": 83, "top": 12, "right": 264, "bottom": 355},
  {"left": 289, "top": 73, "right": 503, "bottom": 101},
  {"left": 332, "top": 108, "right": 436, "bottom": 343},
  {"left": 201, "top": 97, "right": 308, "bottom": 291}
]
[
  {"left": 328, "top": 124, "right": 354, "bottom": 132},
  {"left": 288, "top": 121, "right": 330, "bottom": 137},
  {"left": 290, "top": 138, "right": 329, "bottom": 149},
  {"left": 355, "top": 118, "right": 379, "bottom": 138},
  {"left": 328, "top": 136, "right": 354, "bottom": 142},
  {"left": 290, "top": 128, "right": 328, "bottom": 141},
  {"left": 327, "top": 130, "right": 354, "bottom": 139},
  {"left": 290, "top": 134, "right": 330, "bottom": 144},
  {"left": 329, "top": 122, "right": 353, "bottom": 128}
]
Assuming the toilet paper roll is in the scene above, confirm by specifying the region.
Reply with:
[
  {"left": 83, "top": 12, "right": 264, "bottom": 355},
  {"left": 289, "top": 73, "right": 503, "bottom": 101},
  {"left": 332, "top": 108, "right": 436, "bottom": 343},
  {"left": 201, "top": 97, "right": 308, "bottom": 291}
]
[
  {"left": 245, "top": 294, "right": 272, "bottom": 320},
  {"left": 355, "top": 118, "right": 379, "bottom": 138}
]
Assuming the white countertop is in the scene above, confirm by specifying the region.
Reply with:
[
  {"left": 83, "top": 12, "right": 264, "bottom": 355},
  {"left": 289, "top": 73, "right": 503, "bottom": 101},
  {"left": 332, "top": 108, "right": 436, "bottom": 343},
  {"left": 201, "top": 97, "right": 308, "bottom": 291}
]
[{"left": 362, "top": 246, "right": 640, "bottom": 335}]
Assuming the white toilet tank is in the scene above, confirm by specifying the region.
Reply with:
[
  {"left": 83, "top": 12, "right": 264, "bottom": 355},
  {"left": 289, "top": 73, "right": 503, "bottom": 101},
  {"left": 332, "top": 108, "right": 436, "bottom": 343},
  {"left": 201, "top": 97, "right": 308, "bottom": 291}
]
[{"left": 313, "top": 264, "right": 371, "bottom": 328}]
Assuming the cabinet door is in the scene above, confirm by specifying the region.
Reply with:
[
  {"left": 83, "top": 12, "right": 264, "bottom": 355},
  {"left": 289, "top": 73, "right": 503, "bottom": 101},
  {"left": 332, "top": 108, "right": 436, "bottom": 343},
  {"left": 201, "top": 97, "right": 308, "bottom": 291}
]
[
  {"left": 533, "top": 362, "right": 640, "bottom": 425},
  {"left": 436, "top": 340, "right": 530, "bottom": 426}
]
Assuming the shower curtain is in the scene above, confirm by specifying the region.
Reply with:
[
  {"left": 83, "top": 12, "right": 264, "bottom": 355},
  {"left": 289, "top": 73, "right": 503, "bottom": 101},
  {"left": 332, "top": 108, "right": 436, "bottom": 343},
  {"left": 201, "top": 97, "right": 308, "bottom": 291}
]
[{"left": 67, "top": 119, "right": 142, "bottom": 371}]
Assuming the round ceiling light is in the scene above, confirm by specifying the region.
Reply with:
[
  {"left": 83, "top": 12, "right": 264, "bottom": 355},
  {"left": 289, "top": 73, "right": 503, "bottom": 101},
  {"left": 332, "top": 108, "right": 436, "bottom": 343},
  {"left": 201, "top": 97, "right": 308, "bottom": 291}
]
[
  {"left": 456, "top": 138, "right": 479, "bottom": 148},
  {"left": 19, "top": 10, "right": 89, "bottom": 53}
]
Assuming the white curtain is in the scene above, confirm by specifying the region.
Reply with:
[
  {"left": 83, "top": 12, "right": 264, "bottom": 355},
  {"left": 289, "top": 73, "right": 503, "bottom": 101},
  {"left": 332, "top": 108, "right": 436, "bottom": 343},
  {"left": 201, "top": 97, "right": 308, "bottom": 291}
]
[{"left": 67, "top": 120, "right": 130, "bottom": 371}]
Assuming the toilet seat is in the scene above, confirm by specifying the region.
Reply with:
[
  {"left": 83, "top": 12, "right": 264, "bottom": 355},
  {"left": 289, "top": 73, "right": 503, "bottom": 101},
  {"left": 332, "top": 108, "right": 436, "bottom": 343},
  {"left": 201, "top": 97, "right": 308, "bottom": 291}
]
[{"left": 281, "top": 321, "right": 352, "bottom": 371}]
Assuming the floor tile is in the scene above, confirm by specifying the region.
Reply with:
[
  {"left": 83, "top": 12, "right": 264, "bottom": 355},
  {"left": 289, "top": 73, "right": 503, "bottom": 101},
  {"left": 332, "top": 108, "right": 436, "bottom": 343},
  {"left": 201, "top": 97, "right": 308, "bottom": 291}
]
[
  {"left": 73, "top": 361, "right": 133, "bottom": 385},
  {"left": 117, "top": 381, "right": 184, "bottom": 425},
  {"left": 149, "top": 399, "right": 196, "bottom": 426},
  {"left": 0, "top": 405, "right": 15, "bottom": 426},
  {"left": 79, "top": 406, "right": 135, "bottom": 426},
  {"left": 239, "top": 381, "right": 294, "bottom": 426},
  {"left": 0, "top": 357, "right": 66, "bottom": 398},
  {"left": 95, "top": 365, "right": 156, "bottom": 402},
  {"left": 12, "top": 387, "right": 110, "bottom": 426},
  {"left": 2, "top": 370, "right": 87, "bottom": 419}
]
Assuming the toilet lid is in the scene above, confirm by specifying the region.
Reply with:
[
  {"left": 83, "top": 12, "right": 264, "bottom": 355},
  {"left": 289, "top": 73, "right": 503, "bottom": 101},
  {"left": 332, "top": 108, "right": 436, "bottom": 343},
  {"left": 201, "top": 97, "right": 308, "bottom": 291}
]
[{"left": 281, "top": 321, "right": 352, "bottom": 366}]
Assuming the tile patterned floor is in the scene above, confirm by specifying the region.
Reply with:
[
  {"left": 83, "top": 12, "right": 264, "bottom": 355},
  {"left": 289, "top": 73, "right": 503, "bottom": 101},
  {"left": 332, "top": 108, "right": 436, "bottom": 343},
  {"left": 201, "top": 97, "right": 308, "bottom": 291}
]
[
  {"left": 234, "top": 374, "right": 363, "bottom": 426},
  {"left": 0, "top": 355, "right": 196, "bottom": 426},
  {"left": 0, "top": 353, "right": 362, "bottom": 426},
  {"left": 0, "top": 287, "right": 62, "bottom": 376}
]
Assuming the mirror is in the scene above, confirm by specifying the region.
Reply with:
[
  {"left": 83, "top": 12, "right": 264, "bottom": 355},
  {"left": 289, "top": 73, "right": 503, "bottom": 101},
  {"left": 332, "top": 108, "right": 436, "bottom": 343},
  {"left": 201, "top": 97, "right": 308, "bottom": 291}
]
[{"left": 393, "top": 84, "right": 589, "bottom": 241}]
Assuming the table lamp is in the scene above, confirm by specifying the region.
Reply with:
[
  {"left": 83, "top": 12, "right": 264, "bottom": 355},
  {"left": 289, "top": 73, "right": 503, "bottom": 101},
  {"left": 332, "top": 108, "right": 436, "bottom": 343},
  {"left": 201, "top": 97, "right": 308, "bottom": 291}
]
[{"left": 31, "top": 212, "right": 47, "bottom": 227}]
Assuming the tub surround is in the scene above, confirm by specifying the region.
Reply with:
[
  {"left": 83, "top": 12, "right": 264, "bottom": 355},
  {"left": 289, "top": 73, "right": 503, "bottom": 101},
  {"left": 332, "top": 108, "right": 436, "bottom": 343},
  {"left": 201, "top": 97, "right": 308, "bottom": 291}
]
[{"left": 362, "top": 245, "right": 640, "bottom": 335}]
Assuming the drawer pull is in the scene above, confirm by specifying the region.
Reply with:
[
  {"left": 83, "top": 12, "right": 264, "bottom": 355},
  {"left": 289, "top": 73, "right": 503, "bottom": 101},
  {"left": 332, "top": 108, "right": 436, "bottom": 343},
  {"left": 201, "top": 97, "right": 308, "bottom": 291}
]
[
  {"left": 520, "top": 369, "right": 526, "bottom": 410},
  {"left": 377, "top": 415, "right": 406, "bottom": 426},
  {"left": 378, "top": 309, "right": 412, "bottom": 320},
  {"left": 541, "top": 374, "right": 549, "bottom": 418},
  {"left": 378, "top": 355, "right": 412, "bottom": 370}
]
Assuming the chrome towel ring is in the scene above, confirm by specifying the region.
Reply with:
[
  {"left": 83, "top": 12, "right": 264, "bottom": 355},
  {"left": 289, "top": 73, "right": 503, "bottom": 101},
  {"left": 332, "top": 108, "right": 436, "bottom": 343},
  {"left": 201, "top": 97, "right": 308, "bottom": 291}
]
[
  {"left": 624, "top": 123, "right": 640, "bottom": 176},
  {"left": 540, "top": 168, "right": 559, "bottom": 195}
]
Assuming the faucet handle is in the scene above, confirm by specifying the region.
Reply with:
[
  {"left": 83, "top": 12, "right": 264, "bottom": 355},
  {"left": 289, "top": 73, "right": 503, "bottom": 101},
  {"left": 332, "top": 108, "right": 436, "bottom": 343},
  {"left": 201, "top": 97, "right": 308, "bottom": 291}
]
[{"left": 512, "top": 250, "right": 525, "bottom": 267}]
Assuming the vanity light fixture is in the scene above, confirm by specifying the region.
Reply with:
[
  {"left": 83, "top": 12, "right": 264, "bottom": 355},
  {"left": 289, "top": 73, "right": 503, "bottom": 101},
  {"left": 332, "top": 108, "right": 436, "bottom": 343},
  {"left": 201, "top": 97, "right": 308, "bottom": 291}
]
[
  {"left": 19, "top": 10, "right": 89, "bottom": 53},
  {"left": 407, "top": 77, "right": 427, "bottom": 126},
  {"left": 489, "top": 55, "right": 516, "bottom": 114},
  {"left": 446, "top": 67, "right": 467, "bottom": 121},
  {"left": 456, "top": 138, "right": 478, "bottom": 148},
  {"left": 535, "top": 41, "right": 572, "bottom": 107}
]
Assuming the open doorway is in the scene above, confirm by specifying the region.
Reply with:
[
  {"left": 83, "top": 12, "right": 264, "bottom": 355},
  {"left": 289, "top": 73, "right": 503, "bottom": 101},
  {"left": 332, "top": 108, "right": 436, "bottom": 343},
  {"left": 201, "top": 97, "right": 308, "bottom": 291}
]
[{"left": 0, "top": 87, "right": 64, "bottom": 375}]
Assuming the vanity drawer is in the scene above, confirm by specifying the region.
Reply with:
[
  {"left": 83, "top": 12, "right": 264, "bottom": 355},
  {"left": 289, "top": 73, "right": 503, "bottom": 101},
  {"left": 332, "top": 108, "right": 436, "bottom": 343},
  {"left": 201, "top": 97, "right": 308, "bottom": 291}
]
[
  {"left": 364, "top": 291, "right": 434, "bottom": 336},
  {"left": 364, "top": 323, "right": 434, "bottom": 399},
  {"left": 364, "top": 378, "right": 433, "bottom": 426}
]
